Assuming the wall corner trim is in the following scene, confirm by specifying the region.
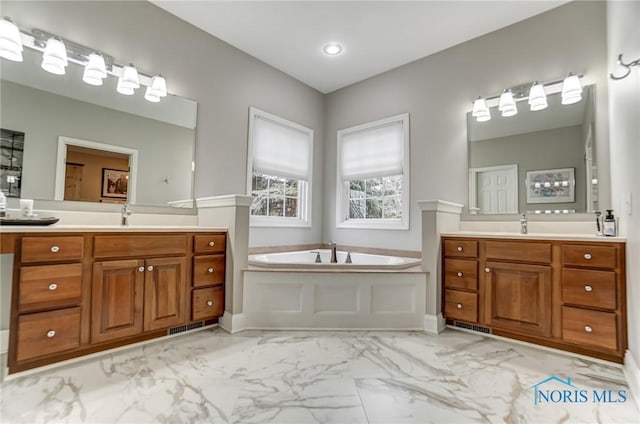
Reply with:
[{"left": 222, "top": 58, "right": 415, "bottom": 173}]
[
  {"left": 418, "top": 199, "right": 464, "bottom": 214},
  {"left": 218, "top": 311, "right": 247, "bottom": 334},
  {"left": 423, "top": 313, "right": 446, "bottom": 335},
  {"left": 624, "top": 350, "right": 640, "bottom": 412},
  {"left": 196, "top": 194, "right": 253, "bottom": 209}
]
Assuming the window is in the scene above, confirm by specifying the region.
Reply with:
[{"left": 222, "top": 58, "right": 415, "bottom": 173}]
[
  {"left": 336, "top": 114, "right": 409, "bottom": 229},
  {"left": 247, "top": 107, "right": 313, "bottom": 227}
]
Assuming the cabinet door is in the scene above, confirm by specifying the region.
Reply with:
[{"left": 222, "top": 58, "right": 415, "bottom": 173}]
[
  {"left": 92, "top": 260, "right": 144, "bottom": 343},
  {"left": 143, "top": 257, "right": 187, "bottom": 331},
  {"left": 484, "top": 261, "right": 551, "bottom": 337}
]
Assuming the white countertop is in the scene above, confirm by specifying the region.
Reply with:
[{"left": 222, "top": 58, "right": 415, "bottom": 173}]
[
  {"left": 441, "top": 231, "right": 626, "bottom": 242},
  {"left": 0, "top": 225, "right": 228, "bottom": 233}
]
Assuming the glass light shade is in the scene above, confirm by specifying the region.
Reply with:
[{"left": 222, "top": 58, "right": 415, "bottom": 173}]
[
  {"left": 82, "top": 53, "right": 107, "bottom": 86},
  {"left": 476, "top": 112, "right": 491, "bottom": 122},
  {"left": 118, "top": 64, "right": 140, "bottom": 90},
  {"left": 528, "top": 83, "right": 548, "bottom": 111},
  {"left": 472, "top": 97, "right": 491, "bottom": 122},
  {"left": 116, "top": 77, "right": 135, "bottom": 95},
  {"left": 41, "top": 38, "right": 67, "bottom": 75},
  {"left": 561, "top": 74, "right": 582, "bottom": 105},
  {"left": 0, "top": 18, "right": 23, "bottom": 62},
  {"left": 147, "top": 75, "right": 167, "bottom": 98},
  {"left": 562, "top": 92, "right": 582, "bottom": 105},
  {"left": 498, "top": 90, "right": 518, "bottom": 117},
  {"left": 144, "top": 86, "right": 160, "bottom": 103}
]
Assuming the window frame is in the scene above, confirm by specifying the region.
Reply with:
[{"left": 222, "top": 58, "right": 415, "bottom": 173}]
[
  {"left": 246, "top": 107, "right": 313, "bottom": 228},
  {"left": 336, "top": 113, "right": 410, "bottom": 230}
]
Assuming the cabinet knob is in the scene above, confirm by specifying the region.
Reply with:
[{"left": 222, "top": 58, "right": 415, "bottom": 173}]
[
  {"left": 208, "top": 241, "right": 215, "bottom": 247},
  {"left": 50, "top": 246, "right": 60, "bottom": 253},
  {"left": 456, "top": 303, "right": 463, "bottom": 309},
  {"left": 208, "top": 268, "right": 214, "bottom": 273},
  {"left": 48, "top": 283, "right": 58, "bottom": 291},
  {"left": 147, "top": 266, "right": 154, "bottom": 271},
  {"left": 207, "top": 300, "right": 213, "bottom": 307},
  {"left": 584, "top": 253, "right": 592, "bottom": 260},
  {"left": 457, "top": 246, "right": 463, "bottom": 252},
  {"left": 46, "top": 330, "right": 56, "bottom": 338},
  {"left": 457, "top": 272, "right": 463, "bottom": 277},
  {"left": 485, "top": 267, "right": 491, "bottom": 273},
  {"left": 138, "top": 266, "right": 145, "bottom": 272},
  {"left": 584, "top": 285, "right": 593, "bottom": 292},
  {"left": 584, "top": 325, "right": 593, "bottom": 333}
]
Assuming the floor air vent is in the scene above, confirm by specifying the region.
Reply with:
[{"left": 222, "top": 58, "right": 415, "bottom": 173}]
[
  {"left": 168, "top": 321, "right": 204, "bottom": 335},
  {"left": 453, "top": 321, "right": 491, "bottom": 334}
]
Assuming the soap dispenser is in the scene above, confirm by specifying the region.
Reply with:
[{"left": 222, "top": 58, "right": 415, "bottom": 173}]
[
  {"left": 0, "top": 191, "right": 6, "bottom": 218},
  {"left": 603, "top": 209, "right": 616, "bottom": 237}
]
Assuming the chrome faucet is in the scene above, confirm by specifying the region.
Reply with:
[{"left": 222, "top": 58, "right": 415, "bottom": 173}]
[
  {"left": 520, "top": 214, "right": 528, "bottom": 234},
  {"left": 329, "top": 241, "right": 338, "bottom": 263},
  {"left": 121, "top": 203, "right": 132, "bottom": 226}
]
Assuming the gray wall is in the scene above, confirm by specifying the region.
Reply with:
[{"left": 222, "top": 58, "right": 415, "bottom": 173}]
[
  {"left": 470, "top": 125, "right": 586, "bottom": 213},
  {"left": 325, "top": 1, "right": 609, "bottom": 250},
  {"left": 2, "top": 1, "right": 326, "bottom": 247}
]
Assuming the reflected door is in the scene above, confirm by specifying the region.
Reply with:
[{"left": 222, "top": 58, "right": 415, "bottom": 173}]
[
  {"left": 64, "top": 163, "right": 84, "bottom": 201},
  {"left": 474, "top": 165, "right": 518, "bottom": 214}
]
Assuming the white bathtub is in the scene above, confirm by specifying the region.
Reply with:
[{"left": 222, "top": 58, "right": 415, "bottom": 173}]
[{"left": 248, "top": 249, "right": 421, "bottom": 270}]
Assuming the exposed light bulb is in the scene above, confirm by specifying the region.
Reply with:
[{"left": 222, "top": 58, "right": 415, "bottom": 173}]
[
  {"left": 83, "top": 53, "right": 107, "bottom": 86},
  {"left": 528, "top": 82, "right": 548, "bottom": 111},
  {"left": 41, "top": 37, "right": 68, "bottom": 75},
  {"left": 0, "top": 17, "right": 23, "bottom": 62}
]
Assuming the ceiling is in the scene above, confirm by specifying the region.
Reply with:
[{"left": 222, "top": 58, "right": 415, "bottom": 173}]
[{"left": 151, "top": 1, "right": 570, "bottom": 94}]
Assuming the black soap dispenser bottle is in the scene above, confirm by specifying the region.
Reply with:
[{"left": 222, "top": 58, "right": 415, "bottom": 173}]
[{"left": 603, "top": 209, "right": 617, "bottom": 237}]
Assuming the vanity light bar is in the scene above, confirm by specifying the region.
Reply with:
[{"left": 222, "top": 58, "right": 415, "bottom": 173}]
[{"left": 0, "top": 17, "right": 167, "bottom": 102}]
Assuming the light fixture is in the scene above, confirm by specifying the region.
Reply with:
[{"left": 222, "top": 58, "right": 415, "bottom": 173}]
[
  {"left": 528, "top": 82, "right": 548, "bottom": 111},
  {"left": 82, "top": 53, "right": 107, "bottom": 86},
  {"left": 561, "top": 73, "right": 582, "bottom": 105},
  {"left": 498, "top": 89, "right": 518, "bottom": 117},
  {"left": 116, "top": 64, "right": 139, "bottom": 95},
  {"left": 41, "top": 37, "right": 68, "bottom": 75},
  {"left": 322, "top": 42, "right": 343, "bottom": 56},
  {"left": 472, "top": 97, "right": 491, "bottom": 122},
  {"left": 144, "top": 75, "right": 167, "bottom": 102},
  {"left": 0, "top": 17, "right": 23, "bottom": 62}
]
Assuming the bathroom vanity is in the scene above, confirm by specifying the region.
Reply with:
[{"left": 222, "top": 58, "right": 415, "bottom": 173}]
[
  {"left": 1, "top": 227, "right": 226, "bottom": 374},
  {"left": 441, "top": 234, "right": 627, "bottom": 363}
]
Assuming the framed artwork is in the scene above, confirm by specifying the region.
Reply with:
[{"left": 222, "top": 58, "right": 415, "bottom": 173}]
[
  {"left": 101, "top": 168, "right": 129, "bottom": 198},
  {"left": 526, "top": 168, "right": 575, "bottom": 204}
]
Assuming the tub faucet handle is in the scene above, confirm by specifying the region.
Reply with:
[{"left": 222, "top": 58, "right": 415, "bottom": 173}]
[
  {"left": 310, "top": 251, "right": 322, "bottom": 263},
  {"left": 345, "top": 252, "right": 352, "bottom": 264}
]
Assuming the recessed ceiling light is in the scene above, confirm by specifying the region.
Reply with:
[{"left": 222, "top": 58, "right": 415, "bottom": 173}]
[{"left": 322, "top": 42, "right": 343, "bottom": 56}]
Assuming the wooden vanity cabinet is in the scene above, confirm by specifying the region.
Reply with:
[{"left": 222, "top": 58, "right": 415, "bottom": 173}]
[
  {"left": 4, "top": 230, "right": 226, "bottom": 374},
  {"left": 442, "top": 236, "right": 627, "bottom": 363}
]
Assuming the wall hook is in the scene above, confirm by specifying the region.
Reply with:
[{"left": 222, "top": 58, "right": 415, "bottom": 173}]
[{"left": 610, "top": 53, "right": 640, "bottom": 80}]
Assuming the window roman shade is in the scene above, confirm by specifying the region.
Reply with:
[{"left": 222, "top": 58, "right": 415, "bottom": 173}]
[
  {"left": 252, "top": 115, "right": 311, "bottom": 180},
  {"left": 340, "top": 121, "right": 404, "bottom": 181}
]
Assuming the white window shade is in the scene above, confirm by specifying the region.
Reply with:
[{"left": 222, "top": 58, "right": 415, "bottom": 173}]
[
  {"left": 340, "top": 121, "right": 404, "bottom": 181},
  {"left": 252, "top": 115, "right": 311, "bottom": 180}
]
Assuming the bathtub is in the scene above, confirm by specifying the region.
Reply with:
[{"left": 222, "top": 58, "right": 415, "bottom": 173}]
[{"left": 248, "top": 249, "right": 421, "bottom": 270}]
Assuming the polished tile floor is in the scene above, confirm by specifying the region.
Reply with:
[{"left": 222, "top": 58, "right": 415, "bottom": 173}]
[{"left": 0, "top": 328, "right": 637, "bottom": 423}]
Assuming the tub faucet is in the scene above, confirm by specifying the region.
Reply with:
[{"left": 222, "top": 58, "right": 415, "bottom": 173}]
[
  {"left": 329, "top": 241, "right": 338, "bottom": 263},
  {"left": 121, "top": 203, "right": 132, "bottom": 226},
  {"left": 520, "top": 214, "right": 528, "bottom": 235}
]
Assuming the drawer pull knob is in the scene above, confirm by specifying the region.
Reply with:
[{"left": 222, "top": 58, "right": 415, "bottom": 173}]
[
  {"left": 138, "top": 266, "right": 145, "bottom": 272},
  {"left": 584, "top": 325, "right": 593, "bottom": 333},
  {"left": 456, "top": 303, "right": 463, "bottom": 309},
  {"left": 147, "top": 266, "right": 154, "bottom": 271},
  {"left": 457, "top": 246, "right": 463, "bottom": 252},
  {"left": 485, "top": 267, "right": 491, "bottom": 273},
  {"left": 208, "top": 268, "right": 214, "bottom": 273},
  {"left": 48, "top": 283, "right": 58, "bottom": 291},
  {"left": 457, "top": 272, "right": 463, "bottom": 277},
  {"left": 207, "top": 300, "right": 213, "bottom": 307},
  {"left": 208, "top": 241, "right": 215, "bottom": 247},
  {"left": 50, "top": 246, "right": 60, "bottom": 253},
  {"left": 584, "top": 285, "right": 593, "bottom": 292},
  {"left": 584, "top": 253, "right": 592, "bottom": 260},
  {"left": 46, "top": 330, "right": 56, "bottom": 338}
]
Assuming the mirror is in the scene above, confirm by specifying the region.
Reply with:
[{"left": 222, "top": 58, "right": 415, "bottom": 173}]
[
  {"left": 467, "top": 85, "right": 597, "bottom": 215},
  {"left": 0, "top": 48, "right": 197, "bottom": 208}
]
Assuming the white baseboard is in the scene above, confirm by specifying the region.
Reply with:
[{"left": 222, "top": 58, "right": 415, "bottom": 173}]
[
  {"left": 0, "top": 329, "right": 8, "bottom": 355},
  {"left": 218, "top": 311, "right": 247, "bottom": 333},
  {"left": 624, "top": 350, "right": 640, "bottom": 412},
  {"left": 423, "top": 314, "right": 446, "bottom": 334}
]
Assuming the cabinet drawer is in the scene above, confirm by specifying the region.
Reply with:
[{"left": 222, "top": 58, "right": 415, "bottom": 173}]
[
  {"left": 193, "top": 255, "right": 225, "bottom": 288},
  {"left": 19, "top": 263, "right": 82, "bottom": 312},
  {"left": 94, "top": 235, "right": 188, "bottom": 258},
  {"left": 192, "top": 286, "right": 224, "bottom": 321},
  {"left": 444, "top": 259, "right": 478, "bottom": 290},
  {"left": 443, "top": 239, "right": 478, "bottom": 258},
  {"left": 16, "top": 307, "right": 81, "bottom": 362},
  {"left": 563, "top": 245, "right": 617, "bottom": 269},
  {"left": 562, "top": 268, "right": 616, "bottom": 310},
  {"left": 444, "top": 289, "right": 478, "bottom": 323},
  {"left": 21, "top": 236, "right": 84, "bottom": 263},
  {"left": 485, "top": 241, "right": 551, "bottom": 263},
  {"left": 562, "top": 306, "right": 617, "bottom": 351},
  {"left": 194, "top": 234, "right": 226, "bottom": 254}
]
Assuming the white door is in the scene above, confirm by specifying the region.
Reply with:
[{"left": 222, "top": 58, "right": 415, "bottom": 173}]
[{"left": 472, "top": 165, "right": 518, "bottom": 214}]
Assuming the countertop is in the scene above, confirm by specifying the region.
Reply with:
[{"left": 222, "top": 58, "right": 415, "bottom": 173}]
[
  {"left": 0, "top": 225, "right": 228, "bottom": 233},
  {"left": 440, "top": 231, "right": 626, "bottom": 242}
]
